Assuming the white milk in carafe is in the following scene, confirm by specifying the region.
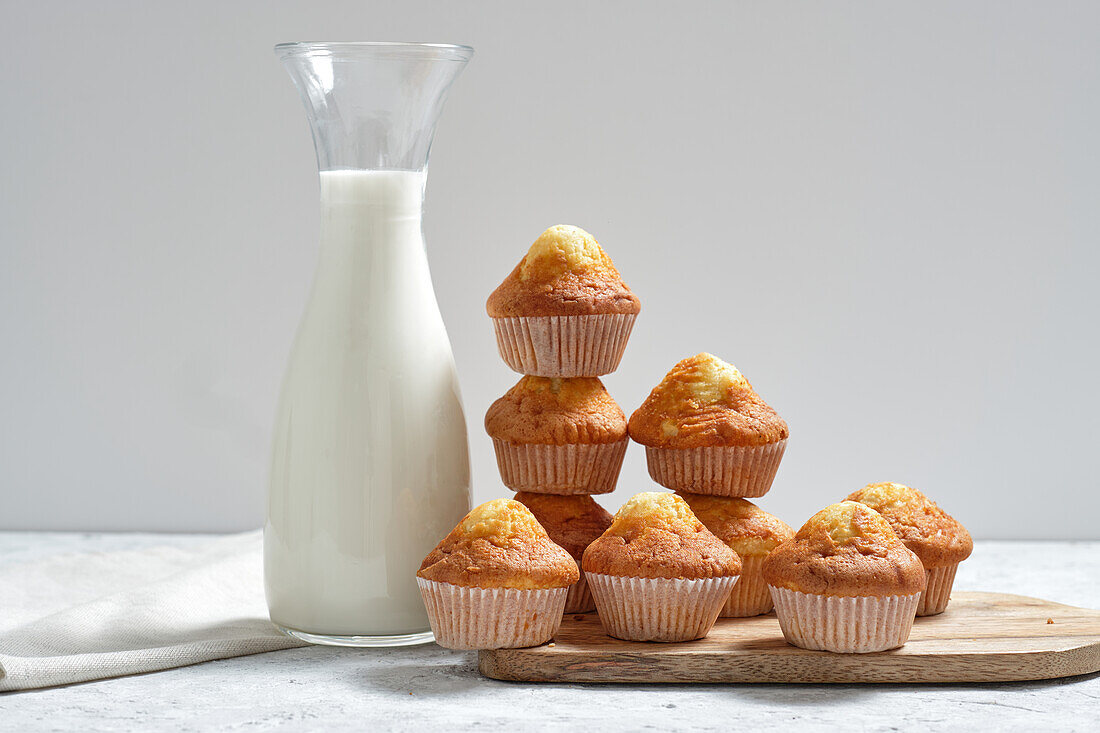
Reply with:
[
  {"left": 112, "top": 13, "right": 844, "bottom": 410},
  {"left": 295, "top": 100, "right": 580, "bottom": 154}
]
[{"left": 265, "top": 170, "right": 470, "bottom": 637}]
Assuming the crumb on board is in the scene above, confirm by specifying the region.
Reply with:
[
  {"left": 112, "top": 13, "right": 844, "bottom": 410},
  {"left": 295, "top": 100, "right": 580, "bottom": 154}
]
[
  {"left": 548, "top": 643, "right": 556, "bottom": 647},
  {"left": 1047, "top": 618, "right": 1054, "bottom": 624}
]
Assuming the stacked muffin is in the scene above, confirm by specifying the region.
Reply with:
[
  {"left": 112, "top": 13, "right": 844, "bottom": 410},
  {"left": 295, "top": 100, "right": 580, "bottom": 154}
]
[
  {"left": 485, "top": 225, "right": 639, "bottom": 614},
  {"left": 628, "top": 353, "right": 789, "bottom": 497},
  {"left": 622, "top": 352, "right": 793, "bottom": 620}
]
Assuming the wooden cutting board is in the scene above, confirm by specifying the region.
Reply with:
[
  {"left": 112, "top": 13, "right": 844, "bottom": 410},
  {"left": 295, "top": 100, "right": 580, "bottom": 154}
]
[{"left": 479, "top": 592, "right": 1100, "bottom": 684}]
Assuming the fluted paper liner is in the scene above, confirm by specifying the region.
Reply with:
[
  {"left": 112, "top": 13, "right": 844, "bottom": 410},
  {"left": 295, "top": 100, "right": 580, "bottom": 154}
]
[
  {"left": 492, "top": 313, "right": 636, "bottom": 377},
  {"left": 416, "top": 578, "right": 568, "bottom": 650},
  {"left": 645, "top": 439, "right": 787, "bottom": 497},
  {"left": 768, "top": 585, "right": 920, "bottom": 653},
  {"left": 918, "top": 562, "right": 959, "bottom": 617},
  {"left": 720, "top": 554, "right": 772, "bottom": 617},
  {"left": 564, "top": 570, "right": 595, "bottom": 613},
  {"left": 492, "top": 437, "right": 628, "bottom": 495},
  {"left": 586, "top": 573, "right": 739, "bottom": 642}
]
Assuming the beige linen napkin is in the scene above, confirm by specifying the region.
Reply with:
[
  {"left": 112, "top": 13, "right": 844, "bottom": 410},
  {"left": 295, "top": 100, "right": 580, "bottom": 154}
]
[{"left": 0, "top": 530, "right": 306, "bottom": 692}]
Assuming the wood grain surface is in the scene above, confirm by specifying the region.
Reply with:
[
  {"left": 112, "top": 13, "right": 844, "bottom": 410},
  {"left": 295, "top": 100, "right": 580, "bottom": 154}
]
[{"left": 478, "top": 591, "right": 1100, "bottom": 684}]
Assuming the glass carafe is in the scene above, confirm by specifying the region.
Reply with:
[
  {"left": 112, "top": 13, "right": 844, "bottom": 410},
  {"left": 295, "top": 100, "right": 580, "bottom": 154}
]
[{"left": 265, "top": 42, "right": 473, "bottom": 646}]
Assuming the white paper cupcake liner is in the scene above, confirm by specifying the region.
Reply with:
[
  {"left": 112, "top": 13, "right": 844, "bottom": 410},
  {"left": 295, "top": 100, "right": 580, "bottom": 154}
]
[
  {"left": 564, "top": 570, "right": 595, "bottom": 613},
  {"left": 768, "top": 585, "right": 920, "bottom": 653},
  {"left": 416, "top": 578, "right": 568, "bottom": 650},
  {"left": 645, "top": 440, "right": 786, "bottom": 497},
  {"left": 917, "top": 562, "right": 960, "bottom": 617},
  {"left": 492, "top": 437, "right": 628, "bottom": 495},
  {"left": 492, "top": 313, "right": 637, "bottom": 377},
  {"left": 720, "top": 554, "right": 773, "bottom": 617},
  {"left": 586, "top": 572, "right": 739, "bottom": 642}
]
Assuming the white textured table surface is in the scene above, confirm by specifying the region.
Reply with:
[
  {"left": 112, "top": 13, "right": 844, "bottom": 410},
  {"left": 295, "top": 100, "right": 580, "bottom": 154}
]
[{"left": 0, "top": 534, "right": 1097, "bottom": 732}]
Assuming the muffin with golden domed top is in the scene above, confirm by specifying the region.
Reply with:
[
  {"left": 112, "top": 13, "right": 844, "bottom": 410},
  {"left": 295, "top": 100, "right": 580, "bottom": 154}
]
[
  {"left": 762, "top": 501, "right": 926, "bottom": 653},
  {"left": 677, "top": 493, "right": 794, "bottom": 617},
  {"left": 629, "top": 353, "right": 788, "bottom": 497},
  {"left": 846, "top": 482, "right": 973, "bottom": 616},
  {"left": 582, "top": 492, "right": 741, "bottom": 642},
  {"left": 417, "top": 498, "right": 579, "bottom": 649},
  {"left": 514, "top": 492, "right": 613, "bottom": 613},
  {"left": 485, "top": 375, "right": 628, "bottom": 495},
  {"left": 487, "top": 225, "right": 640, "bottom": 377}
]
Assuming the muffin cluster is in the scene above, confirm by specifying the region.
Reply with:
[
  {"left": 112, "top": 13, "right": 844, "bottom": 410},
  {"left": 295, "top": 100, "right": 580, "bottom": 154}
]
[
  {"left": 484, "top": 226, "right": 636, "bottom": 617},
  {"left": 763, "top": 501, "right": 926, "bottom": 652},
  {"left": 762, "top": 487, "right": 972, "bottom": 652},
  {"left": 419, "top": 226, "right": 638, "bottom": 648},
  {"left": 417, "top": 225, "right": 974, "bottom": 654}
]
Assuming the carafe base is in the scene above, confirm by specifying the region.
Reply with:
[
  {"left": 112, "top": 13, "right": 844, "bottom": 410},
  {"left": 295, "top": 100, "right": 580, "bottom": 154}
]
[{"left": 277, "top": 625, "right": 435, "bottom": 647}]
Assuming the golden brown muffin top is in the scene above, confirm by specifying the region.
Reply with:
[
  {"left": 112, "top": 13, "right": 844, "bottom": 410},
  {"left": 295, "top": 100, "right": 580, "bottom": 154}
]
[
  {"left": 762, "top": 501, "right": 926, "bottom": 597},
  {"left": 628, "top": 353, "right": 788, "bottom": 448},
  {"left": 581, "top": 492, "right": 742, "bottom": 579},
  {"left": 514, "top": 493, "right": 613, "bottom": 562},
  {"left": 677, "top": 493, "right": 794, "bottom": 558},
  {"left": 486, "top": 225, "right": 641, "bottom": 317},
  {"left": 485, "top": 376, "right": 627, "bottom": 445},
  {"left": 418, "top": 498, "right": 579, "bottom": 589},
  {"left": 845, "top": 482, "right": 973, "bottom": 567}
]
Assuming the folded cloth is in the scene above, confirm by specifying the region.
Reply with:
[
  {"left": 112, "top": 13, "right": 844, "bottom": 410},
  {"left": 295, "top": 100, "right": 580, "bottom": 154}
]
[{"left": 0, "top": 530, "right": 306, "bottom": 692}]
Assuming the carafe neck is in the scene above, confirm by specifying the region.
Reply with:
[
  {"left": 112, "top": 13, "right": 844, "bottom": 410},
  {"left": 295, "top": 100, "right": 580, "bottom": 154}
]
[
  {"left": 319, "top": 169, "right": 425, "bottom": 218},
  {"left": 315, "top": 170, "right": 429, "bottom": 276},
  {"left": 276, "top": 42, "right": 472, "bottom": 172}
]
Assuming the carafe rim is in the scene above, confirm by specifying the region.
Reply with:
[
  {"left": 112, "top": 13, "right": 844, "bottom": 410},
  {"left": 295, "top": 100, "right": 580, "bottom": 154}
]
[{"left": 275, "top": 41, "right": 473, "bottom": 63}]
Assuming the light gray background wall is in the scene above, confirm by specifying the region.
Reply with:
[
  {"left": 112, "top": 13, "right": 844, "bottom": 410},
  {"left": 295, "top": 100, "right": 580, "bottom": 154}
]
[{"left": 1, "top": 1, "right": 1097, "bottom": 537}]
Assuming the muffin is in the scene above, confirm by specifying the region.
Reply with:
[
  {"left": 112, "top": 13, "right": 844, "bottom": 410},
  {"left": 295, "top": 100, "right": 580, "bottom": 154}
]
[
  {"left": 487, "top": 225, "right": 640, "bottom": 377},
  {"left": 485, "top": 376, "right": 629, "bottom": 494},
  {"left": 677, "top": 493, "right": 794, "bottom": 617},
  {"left": 845, "top": 482, "right": 973, "bottom": 616},
  {"left": 582, "top": 492, "right": 742, "bottom": 642},
  {"left": 629, "top": 353, "right": 788, "bottom": 497},
  {"left": 417, "top": 498, "right": 579, "bottom": 649},
  {"left": 762, "top": 501, "right": 926, "bottom": 653},
  {"left": 514, "top": 492, "right": 613, "bottom": 613}
]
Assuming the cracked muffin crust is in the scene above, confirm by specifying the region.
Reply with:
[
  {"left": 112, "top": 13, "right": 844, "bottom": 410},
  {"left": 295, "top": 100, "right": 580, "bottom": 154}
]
[
  {"left": 418, "top": 498, "right": 579, "bottom": 589},
  {"left": 582, "top": 492, "right": 742, "bottom": 579},
  {"left": 762, "top": 501, "right": 926, "bottom": 597},
  {"left": 628, "top": 353, "right": 788, "bottom": 449},
  {"left": 485, "top": 376, "right": 626, "bottom": 445},
  {"left": 487, "top": 225, "right": 640, "bottom": 317},
  {"left": 845, "top": 482, "right": 973, "bottom": 568}
]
